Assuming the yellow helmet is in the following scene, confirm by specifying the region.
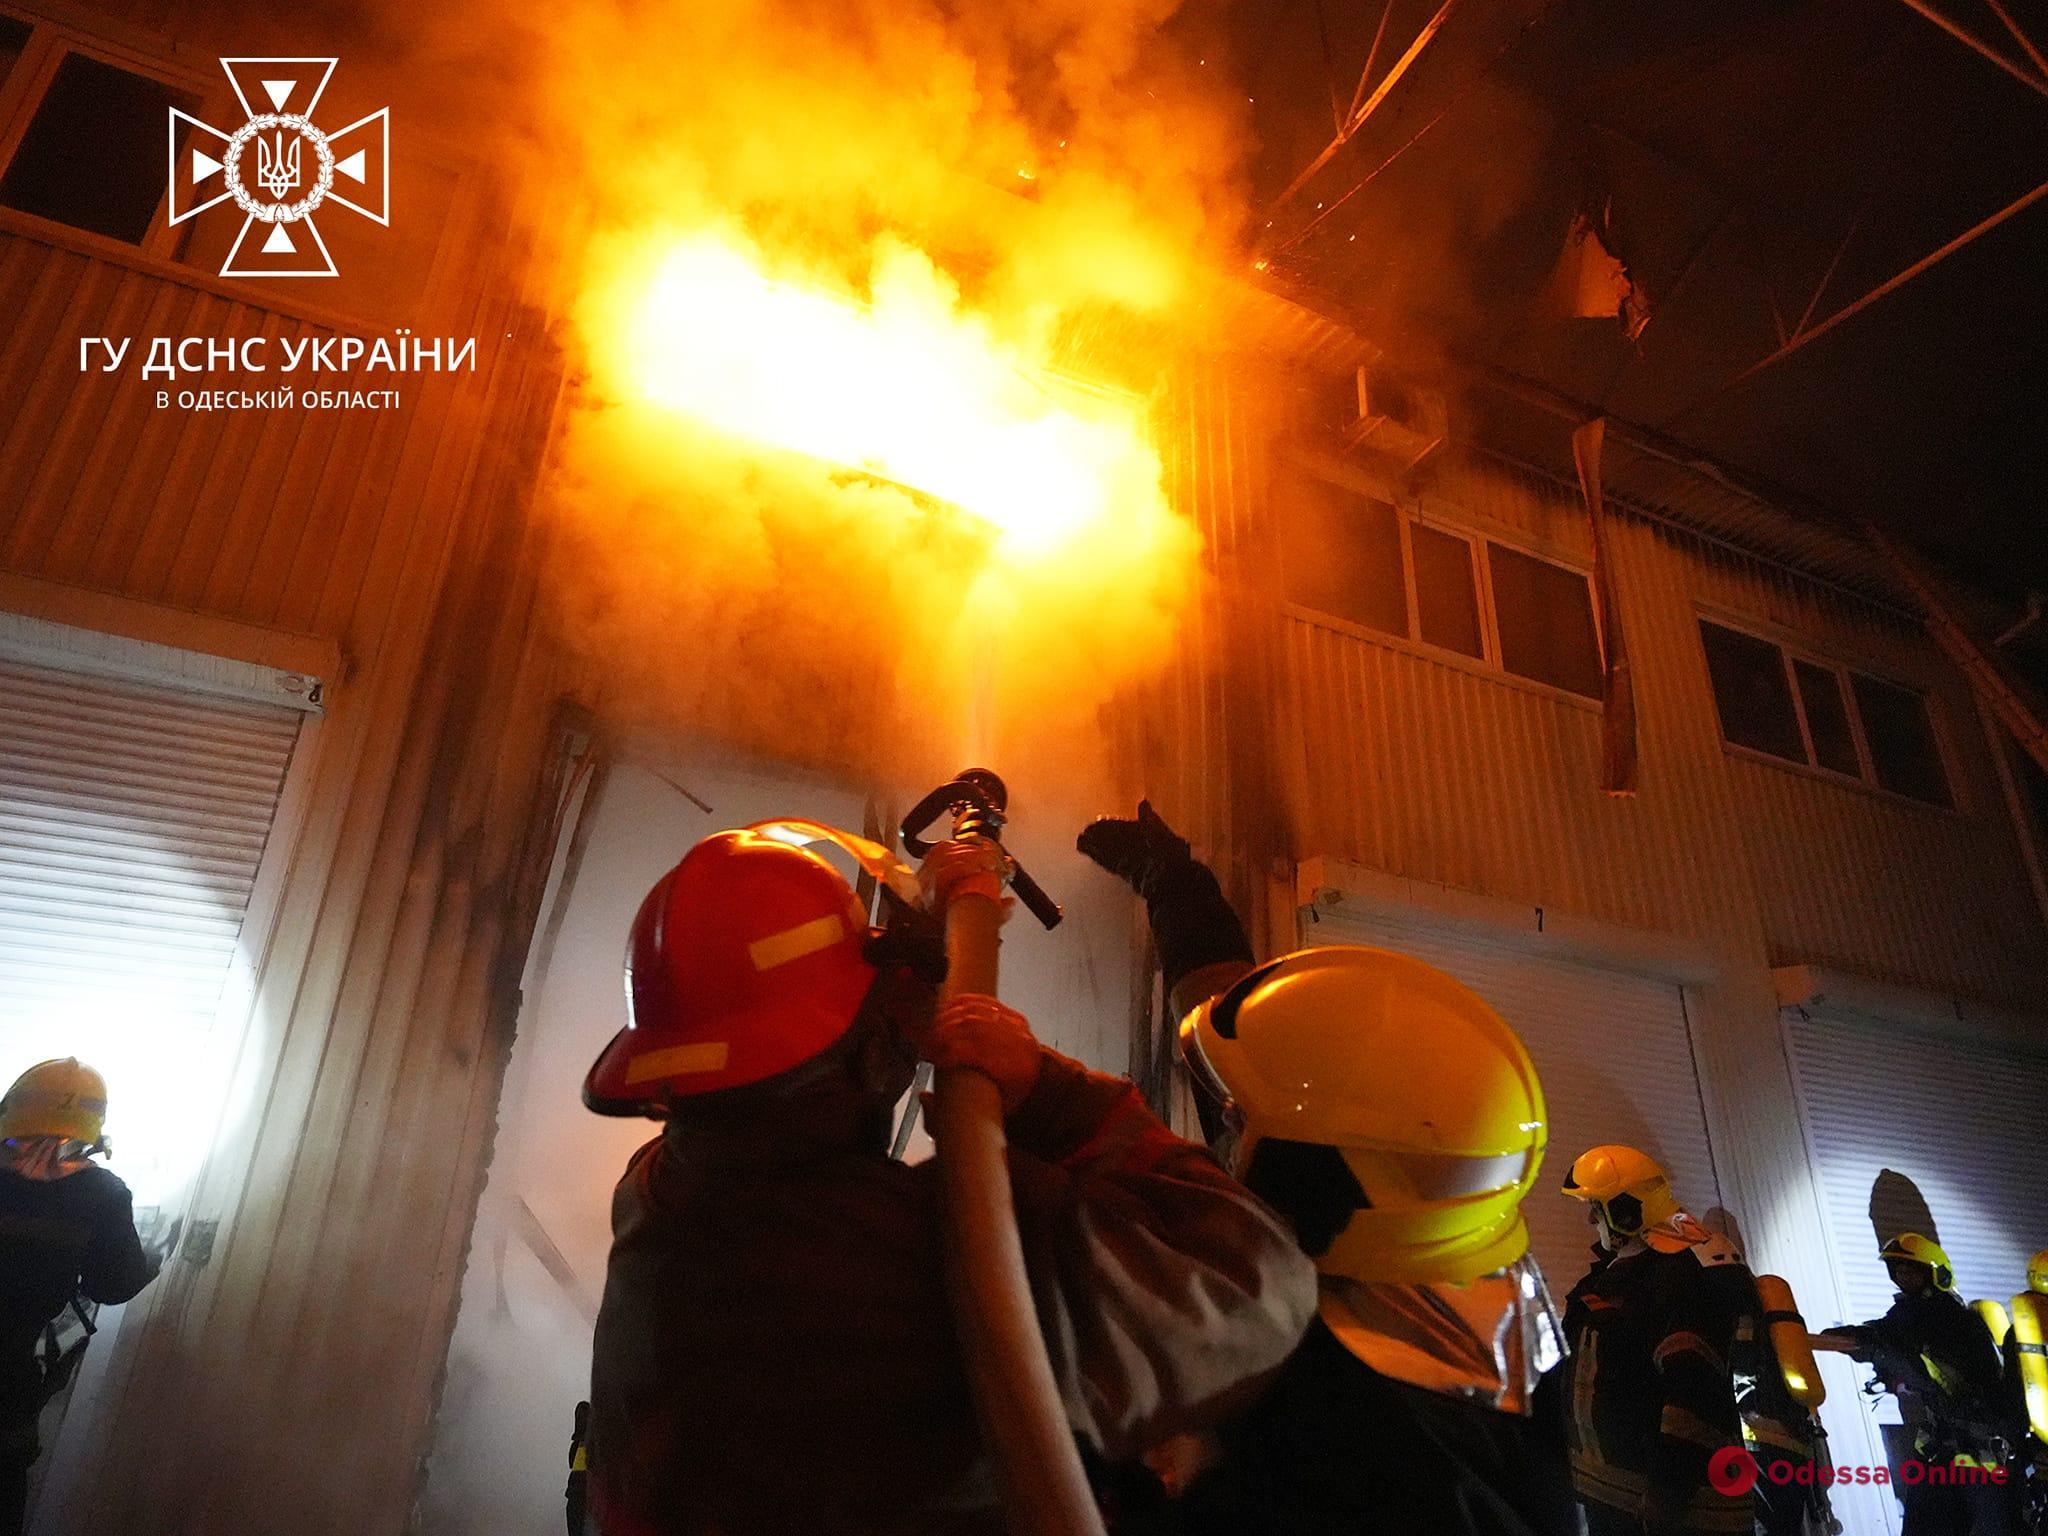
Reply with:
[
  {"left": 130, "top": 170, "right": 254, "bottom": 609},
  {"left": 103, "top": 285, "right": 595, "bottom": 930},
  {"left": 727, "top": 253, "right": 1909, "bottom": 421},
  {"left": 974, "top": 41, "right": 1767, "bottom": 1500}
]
[
  {"left": 1179, "top": 946, "right": 1547, "bottom": 1286},
  {"left": 1562, "top": 1145, "right": 1681, "bottom": 1247},
  {"left": 1879, "top": 1232, "right": 1956, "bottom": 1293},
  {"left": 2029, "top": 1249, "right": 2048, "bottom": 1296},
  {"left": 0, "top": 1058, "right": 109, "bottom": 1149}
]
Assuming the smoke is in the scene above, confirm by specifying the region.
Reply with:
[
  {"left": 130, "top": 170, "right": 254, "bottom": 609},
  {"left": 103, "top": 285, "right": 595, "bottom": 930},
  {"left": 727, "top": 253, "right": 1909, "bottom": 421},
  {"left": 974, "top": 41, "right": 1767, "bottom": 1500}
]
[{"left": 403, "top": 0, "right": 1251, "bottom": 799}]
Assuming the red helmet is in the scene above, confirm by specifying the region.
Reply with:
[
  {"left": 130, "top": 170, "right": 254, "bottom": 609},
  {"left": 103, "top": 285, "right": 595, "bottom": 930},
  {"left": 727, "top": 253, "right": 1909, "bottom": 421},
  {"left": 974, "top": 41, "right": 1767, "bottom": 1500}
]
[{"left": 584, "top": 826, "right": 888, "bottom": 1115}]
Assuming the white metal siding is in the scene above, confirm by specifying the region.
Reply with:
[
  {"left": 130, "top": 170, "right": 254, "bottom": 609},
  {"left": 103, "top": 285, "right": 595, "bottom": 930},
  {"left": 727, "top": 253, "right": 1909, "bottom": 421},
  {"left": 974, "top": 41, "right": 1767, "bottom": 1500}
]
[
  {"left": 1782, "top": 1009, "right": 2048, "bottom": 1534},
  {"left": 1305, "top": 906, "right": 1723, "bottom": 1295},
  {"left": 0, "top": 655, "right": 300, "bottom": 1197}
]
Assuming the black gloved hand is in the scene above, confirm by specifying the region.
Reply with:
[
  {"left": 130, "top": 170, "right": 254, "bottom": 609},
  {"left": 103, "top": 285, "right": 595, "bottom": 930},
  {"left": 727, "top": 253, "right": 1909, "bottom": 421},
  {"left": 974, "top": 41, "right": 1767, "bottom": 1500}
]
[
  {"left": 1077, "top": 800, "right": 1193, "bottom": 902},
  {"left": 863, "top": 887, "right": 950, "bottom": 986}
]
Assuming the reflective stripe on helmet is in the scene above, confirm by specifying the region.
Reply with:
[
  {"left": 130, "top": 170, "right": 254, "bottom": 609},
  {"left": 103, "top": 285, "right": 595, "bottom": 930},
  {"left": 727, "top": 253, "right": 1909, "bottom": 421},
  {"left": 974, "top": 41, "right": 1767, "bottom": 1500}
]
[
  {"left": 624, "top": 1042, "right": 732, "bottom": 1085},
  {"left": 747, "top": 914, "right": 847, "bottom": 971}
]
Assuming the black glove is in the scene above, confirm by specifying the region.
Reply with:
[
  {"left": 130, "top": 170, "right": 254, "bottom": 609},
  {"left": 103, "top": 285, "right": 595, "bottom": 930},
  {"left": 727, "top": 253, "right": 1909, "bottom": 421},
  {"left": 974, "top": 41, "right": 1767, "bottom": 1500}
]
[
  {"left": 863, "top": 887, "right": 949, "bottom": 987},
  {"left": 1077, "top": 800, "right": 1193, "bottom": 902},
  {"left": 1080, "top": 801, "right": 1251, "bottom": 994}
]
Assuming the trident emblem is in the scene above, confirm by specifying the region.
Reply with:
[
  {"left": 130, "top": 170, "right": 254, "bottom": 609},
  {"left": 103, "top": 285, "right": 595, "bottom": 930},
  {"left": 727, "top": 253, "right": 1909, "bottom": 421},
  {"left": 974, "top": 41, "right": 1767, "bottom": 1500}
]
[{"left": 255, "top": 131, "right": 301, "bottom": 198}]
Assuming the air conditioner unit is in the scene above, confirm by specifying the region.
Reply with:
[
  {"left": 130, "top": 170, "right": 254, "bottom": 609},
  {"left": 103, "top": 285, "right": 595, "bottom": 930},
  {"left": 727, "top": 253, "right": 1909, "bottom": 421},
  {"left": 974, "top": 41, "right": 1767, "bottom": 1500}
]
[{"left": 1335, "top": 357, "right": 1447, "bottom": 477}]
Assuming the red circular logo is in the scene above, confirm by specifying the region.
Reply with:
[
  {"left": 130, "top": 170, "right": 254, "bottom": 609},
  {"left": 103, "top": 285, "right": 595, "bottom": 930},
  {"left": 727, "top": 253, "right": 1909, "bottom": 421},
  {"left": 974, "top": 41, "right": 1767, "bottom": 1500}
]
[{"left": 1708, "top": 1446, "right": 1760, "bottom": 1495}]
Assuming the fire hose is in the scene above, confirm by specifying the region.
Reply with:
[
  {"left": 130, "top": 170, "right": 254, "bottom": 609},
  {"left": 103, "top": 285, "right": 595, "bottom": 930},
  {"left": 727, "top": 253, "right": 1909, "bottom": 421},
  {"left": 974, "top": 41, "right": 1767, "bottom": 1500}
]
[{"left": 900, "top": 769, "right": 1105, "bottom": 1536}]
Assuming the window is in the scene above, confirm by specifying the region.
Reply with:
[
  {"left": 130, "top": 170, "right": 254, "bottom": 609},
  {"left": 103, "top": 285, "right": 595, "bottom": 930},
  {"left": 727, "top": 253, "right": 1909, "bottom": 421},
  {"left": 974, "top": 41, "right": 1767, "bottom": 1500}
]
[
  {"left": 0, "top": 52, "right": 196, "bottom": 243},
  {"left": 1792, "top": 660, "right": 1859, "bottom": 778},
  {"left": 1852, "top": 674, "right": 1951, "bottom": 807},
  {"left": 1698, "top": 618, "right": 1952, "bottom": 806},
  {"left": 1487, "top": 543, "right": 1604, "bottom": 698},
  {"left": 0, "top": 633, "right": 316, "bottom": 1217},
  {"left": 1411, "top": 522, "right": 1483, "bottom": 659},
  {"left": 2020, "top": 749, "right": 2048, "bottom": 844},
  {"left": 1280, "top": 465, "right": 1406, "bottom": 637},
  {"left": 1279, "top": 461, "right": 1607, "bottom": 700},
  {"left": 0, "top": 16, "right": 32, "bottom": 89},
  {"left": 1700, "top": 622, "right": 1804, "bottom": 762}
]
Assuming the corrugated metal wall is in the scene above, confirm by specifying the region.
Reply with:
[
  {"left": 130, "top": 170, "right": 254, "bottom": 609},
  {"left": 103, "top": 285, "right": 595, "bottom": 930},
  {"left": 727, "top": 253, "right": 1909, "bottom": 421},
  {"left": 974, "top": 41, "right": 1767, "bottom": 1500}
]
[
  {"left": 1188, "top": 426, "right": 2048, "bottom": 1009},
  {"left": 1135, "top": 363, "right": 2047, "bottom": 1332},
  {"left": 0, "top": 197, "right": 567, "bottom": 1535}
]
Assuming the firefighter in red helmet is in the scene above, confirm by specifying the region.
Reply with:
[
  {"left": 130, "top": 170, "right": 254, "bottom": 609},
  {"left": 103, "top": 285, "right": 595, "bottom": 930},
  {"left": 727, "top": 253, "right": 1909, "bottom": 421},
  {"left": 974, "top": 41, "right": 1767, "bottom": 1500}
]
[{"left": 582, "top": 824, "right": 1316, "bottom": 1536}]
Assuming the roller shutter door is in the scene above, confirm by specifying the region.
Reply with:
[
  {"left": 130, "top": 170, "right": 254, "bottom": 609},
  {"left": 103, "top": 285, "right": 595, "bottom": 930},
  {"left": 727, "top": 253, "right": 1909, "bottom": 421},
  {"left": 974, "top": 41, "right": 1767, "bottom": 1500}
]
[
  {"left": 1785, "top": 1010, "right": 2046, "bottom": 1318},
  {"left": 0, "top": 654, "right": 303, "bottom": 1202},
  {"left": 1785, "top": 1005, "right": 2048, "bottom": 1528},
  {"left": 1306, "top": 907, "right": 1723, "bottom": 1295}
]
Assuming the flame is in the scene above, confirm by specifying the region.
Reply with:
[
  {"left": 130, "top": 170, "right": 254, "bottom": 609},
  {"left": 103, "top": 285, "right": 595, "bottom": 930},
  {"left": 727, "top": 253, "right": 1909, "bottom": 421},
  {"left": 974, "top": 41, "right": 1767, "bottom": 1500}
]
[
  {"left": 506, "top": 0, "right": 1235, "bottom": 787},
  {"left": 587, "top": 226, "right": 1167, "bottom": 558}
]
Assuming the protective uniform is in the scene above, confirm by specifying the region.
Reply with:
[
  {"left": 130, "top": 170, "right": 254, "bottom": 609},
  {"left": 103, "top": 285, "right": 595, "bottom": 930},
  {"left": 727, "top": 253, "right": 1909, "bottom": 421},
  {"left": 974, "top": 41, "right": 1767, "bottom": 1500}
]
[
  {"left": 582, "top": 825, "right": 1317, "bottom": 1536},
  {"left": 1078, "top": 802, "right": 1578, "bottom": 1536},
  {"left": 2009, "top": 1252, "right": 2048, "bottom": 1536},
  {"left": 0, "top": 1060, "right": 159, "bottom": 1536},
  {"left": 1559, "top": 1147, "right": 1758, "bottom": 1536},
  {"left": 1825, "top": 1235, "right": 2019, "bottom": 1536}
]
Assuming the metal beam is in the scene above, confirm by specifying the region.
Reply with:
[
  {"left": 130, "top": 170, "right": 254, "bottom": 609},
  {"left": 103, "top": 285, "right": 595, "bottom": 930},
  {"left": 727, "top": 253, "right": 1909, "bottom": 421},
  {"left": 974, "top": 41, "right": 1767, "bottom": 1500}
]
[
  {"left": 1272, "top": 0, "right": 1466, "bottom": 210},
  {"left": 1890, "top": 0, "right": 2048, "bottom": 101},
  {"left": 1347, "top": 0, "right": 1398, "bottom": 124},
  {"left": 1792, "top": 193, "right": 1873, "bottom": 337},
  {"left": 1310, "top": 0, "right": 1347, "bottom": 134},
  {"left": 1734, "top": 173, "right": 2048, "bottom": 383},
  {"left": 1984, "top": 0, "right": 2048, "bottom": 80},
  {"left": 1861, "top": 521, "right": 2048, "bottom": 776}
]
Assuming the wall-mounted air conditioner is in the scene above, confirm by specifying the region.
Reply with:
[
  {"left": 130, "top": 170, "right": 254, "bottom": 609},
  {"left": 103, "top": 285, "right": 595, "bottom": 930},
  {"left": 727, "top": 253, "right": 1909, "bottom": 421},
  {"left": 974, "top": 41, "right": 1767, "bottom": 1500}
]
[{"left": 1333, "top": 354, "right": 1447, "bottom": 478}]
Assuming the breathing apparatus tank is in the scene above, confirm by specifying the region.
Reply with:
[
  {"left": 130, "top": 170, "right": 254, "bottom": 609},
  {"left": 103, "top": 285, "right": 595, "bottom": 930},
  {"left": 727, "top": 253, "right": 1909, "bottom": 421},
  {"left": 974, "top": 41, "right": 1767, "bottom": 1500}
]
[
  {"left": 2012, "top": 1290, "right": 2048, "bottom": 1447},
  {"left": 1974, "top": 1298, "right": 2012, "bottom": 1350},
  {"left": 1756, "top": 1273, "right": 1827, "bottom": 1411}
]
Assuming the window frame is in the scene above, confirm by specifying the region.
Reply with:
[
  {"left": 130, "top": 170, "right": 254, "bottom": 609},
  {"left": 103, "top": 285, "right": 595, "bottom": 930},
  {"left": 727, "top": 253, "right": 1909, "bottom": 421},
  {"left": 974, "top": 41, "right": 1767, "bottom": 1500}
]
[
  {"left": 1277, "top": 452, "right": 1608, "bottom": 709},
  {"left": 0, "top": 8, "right": 471, "bottom": 333},
  {"left": 1475, "top": 534, "right": 1608, "bottom": 701},
  {"left": 1402, "top": 514, "right": 1494, "bottom": 665},
  {"left": 1694, "top": 609, "right": 1960, "bottom": 813},
  {"left": 0, "top": 17, "right": 213, "bottom": 261}
]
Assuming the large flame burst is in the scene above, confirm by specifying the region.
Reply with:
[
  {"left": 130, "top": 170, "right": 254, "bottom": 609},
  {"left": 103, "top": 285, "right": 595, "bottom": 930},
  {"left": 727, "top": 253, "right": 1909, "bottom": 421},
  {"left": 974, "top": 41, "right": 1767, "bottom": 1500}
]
[{"left": 582, "top": 227, "right": 1178, "bottom": 560}]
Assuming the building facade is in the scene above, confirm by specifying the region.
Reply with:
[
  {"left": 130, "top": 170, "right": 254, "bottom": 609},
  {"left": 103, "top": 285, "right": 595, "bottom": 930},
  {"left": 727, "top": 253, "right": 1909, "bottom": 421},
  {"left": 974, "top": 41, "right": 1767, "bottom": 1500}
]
[{"left": 0, "top": 6, "right": 2043, "bottom": 1535}]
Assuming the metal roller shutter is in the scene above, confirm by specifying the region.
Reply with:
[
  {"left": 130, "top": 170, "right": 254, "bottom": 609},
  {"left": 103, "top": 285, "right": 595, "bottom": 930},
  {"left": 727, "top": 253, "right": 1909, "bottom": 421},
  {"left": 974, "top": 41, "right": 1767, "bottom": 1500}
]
[
  {"left": 0, "top": 654, "right": 303, "bottom": 1206},
  {"left": 1304, "top": 907, "right": 1723, "bottom": 1296},
  {"left": 1785, "top": 1005, "right": 2048, "bottom": 1523},
  {"left": 1785, "top": 1010, "right": 2047, "bottom": 1315}
]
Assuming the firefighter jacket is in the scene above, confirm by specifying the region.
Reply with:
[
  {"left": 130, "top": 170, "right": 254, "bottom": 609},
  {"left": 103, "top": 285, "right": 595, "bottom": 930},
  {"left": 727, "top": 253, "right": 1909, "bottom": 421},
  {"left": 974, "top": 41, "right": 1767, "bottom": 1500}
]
[
  {"left": 1132, "top": 856, "right": 1578, "bottom": 1536},
  {"left": 585, "top": 1046, "right": 1319, "bottom": 1536},
  {"left": 1560, "top": 1239, "right": 1755, "bottom": 1535},
  {"left": 1136, "top": 1311, "right": 1580, "bottom": 1536},
  {"left": 0, "top": 1162, "right": 157, "bottom": 1430}
]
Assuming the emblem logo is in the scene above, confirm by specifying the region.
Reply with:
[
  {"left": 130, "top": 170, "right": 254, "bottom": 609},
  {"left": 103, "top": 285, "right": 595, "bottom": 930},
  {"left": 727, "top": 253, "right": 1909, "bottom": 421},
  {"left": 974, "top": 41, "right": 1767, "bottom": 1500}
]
[{"left": 168, "top": 58, "right": 389, "bottom": 279}]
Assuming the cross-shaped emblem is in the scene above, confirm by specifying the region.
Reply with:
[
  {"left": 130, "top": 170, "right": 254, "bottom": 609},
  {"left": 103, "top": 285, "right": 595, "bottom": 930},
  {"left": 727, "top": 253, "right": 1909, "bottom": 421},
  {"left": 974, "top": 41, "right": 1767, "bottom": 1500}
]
[{"left": 168, "top": 58, "right": 390, "bottom": 279}]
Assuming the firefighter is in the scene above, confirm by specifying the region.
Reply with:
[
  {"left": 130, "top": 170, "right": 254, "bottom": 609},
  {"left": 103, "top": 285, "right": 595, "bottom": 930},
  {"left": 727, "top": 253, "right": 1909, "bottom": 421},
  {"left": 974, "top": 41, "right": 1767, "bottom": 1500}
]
[
  {"left": 580, "top": 824, "right": 1317, "bottom": 1536},
  {"left": 1557, "top": 1145, "right": 1758, "bottom": 1536},
  {"left": 1077, "top": 801, "right": 1578, "bottom": 1536},
  {"left": 2010, "top": 1251, "right": 2048, "bottom": 1535},
  {"left": 0, "top": 1059, "right": 162, "bottom": 1536},
  {"left": 1819, "top": 1234, "right": 2019, "bottom": 1536}
]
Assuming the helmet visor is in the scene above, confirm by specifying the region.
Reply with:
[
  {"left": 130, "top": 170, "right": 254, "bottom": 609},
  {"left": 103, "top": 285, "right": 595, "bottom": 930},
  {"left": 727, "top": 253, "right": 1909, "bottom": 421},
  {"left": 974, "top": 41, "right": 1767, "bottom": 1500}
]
[{"left": 1393, "top": 1148, "right": 1539, "bottom": 1203}]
